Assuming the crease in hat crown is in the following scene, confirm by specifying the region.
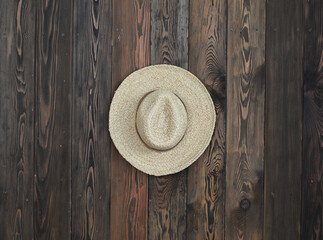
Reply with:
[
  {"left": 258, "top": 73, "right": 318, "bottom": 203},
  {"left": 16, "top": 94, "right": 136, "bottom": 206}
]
[{"left": 136, "top": 89, "right": 188, "bottom": 151}]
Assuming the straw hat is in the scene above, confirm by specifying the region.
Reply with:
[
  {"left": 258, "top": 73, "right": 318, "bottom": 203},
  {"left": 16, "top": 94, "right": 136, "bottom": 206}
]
[{"left": 109, "top": 65, "right": 216, "bottom": 176}]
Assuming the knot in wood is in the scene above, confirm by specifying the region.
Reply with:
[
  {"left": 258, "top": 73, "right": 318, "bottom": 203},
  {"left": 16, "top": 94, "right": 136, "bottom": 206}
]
[{"left": 240, "top": 198, "right": 250, "bottom": 210}]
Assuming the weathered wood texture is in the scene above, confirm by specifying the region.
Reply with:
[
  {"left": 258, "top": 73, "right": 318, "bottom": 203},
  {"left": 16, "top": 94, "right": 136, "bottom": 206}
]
[
  {"left": 34, "top": 0, "right": 73, "bottom": 239},
  {"left": 0, "top": 0, "right": 321, "bottom": 239},
  {"left": 264, "top": 0, "right": 303, "bottom": 238},
  {"left": 149, "top": 0, "right": 188, "bottom": 239},
  {"left": 301, "top": 0, "right": 323, "bottom": 239},
  {"left": 71, "top": 0, "right": 112, "bottom": 239},
  {"left": 187, "top": 0, "right": 227, "bottom": 239},
  {"left": 0, "top": 0, "right": 35, "bottom": 239},
  {"left": 110, "top": 0, "right": 150, "bottom": 239},
  {"left": 150, "top": 0, "right": 189, "bottom": 69},
  {"left": 226, "top": 0, "right": 265, "bottom": 238}
]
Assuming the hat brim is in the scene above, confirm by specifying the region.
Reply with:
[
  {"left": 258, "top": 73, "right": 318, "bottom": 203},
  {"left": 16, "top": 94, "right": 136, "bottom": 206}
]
[{"left": 109, "top": 64, "right": 216, "bottom": 176}]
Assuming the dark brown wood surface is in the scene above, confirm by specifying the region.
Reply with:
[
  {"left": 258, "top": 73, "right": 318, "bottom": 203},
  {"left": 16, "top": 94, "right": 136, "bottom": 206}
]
[
  {"left": 71, "top": 0, "right": 112, "bottom": 239},
  {"left": 148, "top": 0, "right": 188, "bottom": 239},
  {"left": 187, "top": 0, "right": 226, "bottom": 239},
  {"left": 301, "top": 0, "right": 323, "bottom": 239},
  {"left": 0, "top": 0, "right": 35, "bottom": 238},
  {"left": 0, "top": 0, "right": 321, "bottom": 239},
  {"left": 110, "top": 0, "right": 150, "bottom": 239},
  {"left": 226, "top": 0, "right": 265, "bottom": 238},
  {"left": 264, "top": 0, "right": 303, "bottom": 239},
  {"left": 34, "top": 0, "right": 73, "bottom": 239}
]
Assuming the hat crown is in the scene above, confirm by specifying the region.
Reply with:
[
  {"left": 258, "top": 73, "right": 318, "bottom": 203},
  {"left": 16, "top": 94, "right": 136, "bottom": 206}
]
[{"left": 136, "top": 89, "right": 188, "bottom": 151}]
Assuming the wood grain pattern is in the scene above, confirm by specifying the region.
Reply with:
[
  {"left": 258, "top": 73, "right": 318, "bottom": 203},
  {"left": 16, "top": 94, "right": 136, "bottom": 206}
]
[
  {"left": 149, "top": 0, "right": 188, "bottom": 239},
  {"left": 34, "top": 0, "right": 73, "bottom": 239},
  {"left": 0, "top": 0, "right": 321, "bottom": 238},
  {"left": 301, "top": 0, "right": 323, "bottom": 239},
  {"left": 71, "top": 0, "right": 112, "bottom": 239},
  {"left": 149, "top": 173, "right": 187, "bottom": 240},
  {"left": 0, "top": 0, "right": 35, "bottom": 239},
  {"left": 226, "top": 0, "right": 265, "bottom": 238},
  {"left": 150, "top": 0, "right": 189, "bottom": 68},
  {"left": 187, "top": 0, "right": 226, "bottom": 239},
  {"left": 264, "top": 0, "right": 303, "bottom": 238},
  {"left": 110, "top": 0, "right": 150, "bottom": 239}
]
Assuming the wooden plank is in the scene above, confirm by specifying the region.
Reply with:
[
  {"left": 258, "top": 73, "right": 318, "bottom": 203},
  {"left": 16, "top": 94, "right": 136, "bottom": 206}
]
[
  {"left": 148, "top": 0, "right": 188, "bottom": 239},
  {"left": 110, "top": 0, "right": 150, "bottom": 239},
  {"left": 0, "top": 0, "right": 35, "bottom": 239},
  {"left": 71, "top": 0, "right": 112, "bottom": 239},
  {"left": 34, "top": 0, "right": 73, "bottom": 238},
  {"left": 225, "top": 0, "right": 265, "bottom": 238},
  {"left": 187, "top": 0, "right": 226, "bottom": 239},
  {"left": 149, "top": 173, "right": 187, "bottom": 240},
  {"left": 301, "top": 0, "right": 323, "bottom": 239},
  {"left": 264, "top": 0, "right": 303, "bottom": 238},
  {"left": 150, "top": 0, "right": 189, "bottom": 69}
]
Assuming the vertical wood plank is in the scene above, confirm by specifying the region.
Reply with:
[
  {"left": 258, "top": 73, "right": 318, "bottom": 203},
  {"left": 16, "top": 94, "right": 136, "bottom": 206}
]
[
  {"left": 0, "top": 0, "right": 35, "bottom": 239},
  {"left": 110, "top": 0, "right": 150, "bottom": 239},
  {"left": 264, "top": 0, "right": 303, "bottom": 238},
  {"left": 34, "top": 0, "right": 73, "bottom": 238},
  {"left": 301, "top": 0, "right": 323, "bottom": 239},
  {"left": 225, "top": 0, "right": 265, "bottom": 239},
  {"left": 148, "top": 0, "right": 188, "bottom": 239},
  {"left": 187, "top": 0, "right": 227, "bottom": 239},
  {"left": 71, "top": 0, "right": 112, "bottom": 239},
  {"left": 150, "top": 0, "right": 189, "bottom": 69}
]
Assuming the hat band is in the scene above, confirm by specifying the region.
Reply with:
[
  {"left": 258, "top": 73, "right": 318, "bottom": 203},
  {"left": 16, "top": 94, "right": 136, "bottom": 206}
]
[{"left": 136, "top": 89, "right": 188, "bottom": 151}]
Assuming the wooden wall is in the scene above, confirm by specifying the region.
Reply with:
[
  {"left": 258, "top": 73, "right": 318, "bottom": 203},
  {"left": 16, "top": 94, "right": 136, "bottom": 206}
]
[{"left": 0, "top": 0, "right": 322, "bottom": 239}]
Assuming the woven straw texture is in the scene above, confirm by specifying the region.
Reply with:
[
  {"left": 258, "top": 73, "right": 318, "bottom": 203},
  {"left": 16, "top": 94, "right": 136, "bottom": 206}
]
[
  {"left": 109, "top": 65, "right": 216, "bottom": 176},
  {"left": 136, "top": 89, "right": 188, "bottom": 151}
]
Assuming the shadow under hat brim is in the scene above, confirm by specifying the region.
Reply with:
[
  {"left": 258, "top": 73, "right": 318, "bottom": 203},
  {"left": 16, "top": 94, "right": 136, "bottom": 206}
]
[{"left": 109, "top": 64, "right": 216, "bottom": 176}]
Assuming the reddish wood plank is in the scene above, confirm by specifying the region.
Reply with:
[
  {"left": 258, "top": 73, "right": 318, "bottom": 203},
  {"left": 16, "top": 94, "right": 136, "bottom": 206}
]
[
  {"left": 34, "top": 0, "right": 73, "bottom": 238},
  {"left": 187, "top": 0, "right": 226, "bottom": 239},
  {"left": 0, "top": 0, "right": 35, "bottom": 238},
  {"left": 301, "top": 0, "right": 323, "bottom": 238},
  {"left": 71, "top": 0, "right": 112, "bottom": 239},
  {"left": 264, "top": 0, "right": 303, "bottom": 238},
  {"left": 225, "top": 0, "right": 265, "bottom": 238},
  {"left": 110, "top": 0, "right": 150, "bottom": 239},
  {"left": 148, "top": 0, "right": 188, "bottom": 239}
]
